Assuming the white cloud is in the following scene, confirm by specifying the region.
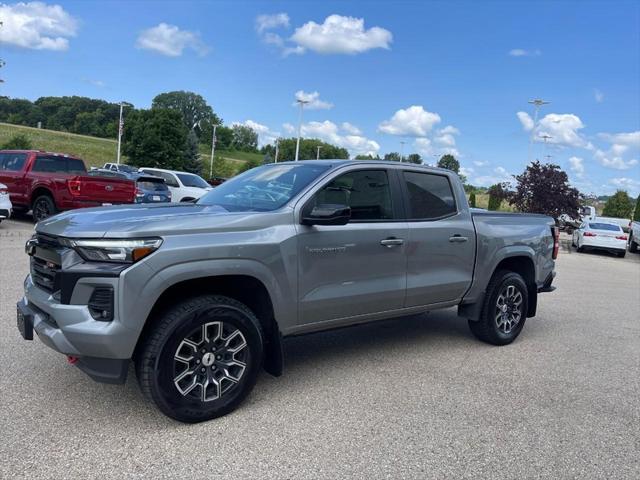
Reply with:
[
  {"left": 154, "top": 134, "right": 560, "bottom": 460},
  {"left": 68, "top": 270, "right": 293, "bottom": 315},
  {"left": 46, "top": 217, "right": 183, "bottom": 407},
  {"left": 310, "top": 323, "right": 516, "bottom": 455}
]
[
  {"left": 509, "top": 48, "right": 541, "bottom": 57},
  {"left": 608, "top": 177, "right": 640, "bottom": 196},
  {"left": 136, "top": 23, "right": 208, "bottom": 57},
  {"left": 598, "top": 131, "right": 640, "bottom": 149},
  {"left": 341, "top": 122, "right": 362, "bottom": 135},
  {"left": 292, "top": 120, "right": 380, "bottom": 157},
  {"left": 293, "top": 90, "right": 333, "bottom": 110},
  {"left": 473, "top": 166, "right": 513, "bottom": 187},
  {"left": 0, "top": 1, "right": 78, "bottom": 51},
  {"left": 290, "top": 14, "right": 392, "bottom": 55},
  {"left": 517, "top": 111, "right": 534, "bottom": 131},
  {"left": 594, "top": 89, "right": 604, "bottom": 103},
  {"left": 594, "top": 150, "right": 638, "bottom": 170},
  {"left": 379, "top": 105, "right": 441, "bottom": 137},
  {"left": 473, "top": 160, "right": 489, "bottom": 167},
  {"left": 83, "top": 78, "right": 105, "bottom": 87},
  {"left": 233, "top": 119, "right": 279, "bottom": 147},
  {"left": 569, "top": 156, "right": 585, "bottom": 177},
  {"left": 255, "top": 13, "right": 290, "bottom": 34}
]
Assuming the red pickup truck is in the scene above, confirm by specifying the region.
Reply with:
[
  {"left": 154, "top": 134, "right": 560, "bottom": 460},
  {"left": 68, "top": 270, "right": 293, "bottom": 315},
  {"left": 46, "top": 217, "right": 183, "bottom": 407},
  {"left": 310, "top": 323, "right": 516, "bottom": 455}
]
[{"left": 0, "top": 150, "right": 135, "bottom": 222}]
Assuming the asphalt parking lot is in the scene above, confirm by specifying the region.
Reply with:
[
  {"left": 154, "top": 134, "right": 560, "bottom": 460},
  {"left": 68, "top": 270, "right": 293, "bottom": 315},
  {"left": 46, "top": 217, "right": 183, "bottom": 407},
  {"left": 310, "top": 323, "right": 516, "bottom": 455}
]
[{"left": 1, "top": 219, "right": 638, "bottom": 479}]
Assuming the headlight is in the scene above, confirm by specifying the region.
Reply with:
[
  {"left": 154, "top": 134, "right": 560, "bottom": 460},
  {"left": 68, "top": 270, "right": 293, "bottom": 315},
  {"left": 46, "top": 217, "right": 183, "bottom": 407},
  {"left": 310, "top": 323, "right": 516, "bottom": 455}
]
[{"left": 71, "top": 238, "right": 162, "bottom": 263}]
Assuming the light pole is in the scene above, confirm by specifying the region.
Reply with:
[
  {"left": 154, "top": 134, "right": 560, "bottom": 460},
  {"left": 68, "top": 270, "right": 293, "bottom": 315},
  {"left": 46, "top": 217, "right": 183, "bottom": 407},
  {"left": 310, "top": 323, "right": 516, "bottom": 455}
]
[
  {"left": 539, "top": 134, "right": 552, "bottom": 160},
  {"left": 209, "top": 123, "right": 219, "bottom": 179},
  {"left": 399, "top": 141, "right": 406, "bottom": 162},
  {"left": 274, "top": 138, "right": 280, "bottom": 163},
  {"left": 316, "top": 145, "right": 322, "bottom": 160},
  {"left": 116, "top": 102, "right": 125, "bottom": 164},
  {"left": 527, "top": 98, "right": 550, "bottom": 162},
  {"left": 295, "top": 99, "right": 310, "bottom": 161}
]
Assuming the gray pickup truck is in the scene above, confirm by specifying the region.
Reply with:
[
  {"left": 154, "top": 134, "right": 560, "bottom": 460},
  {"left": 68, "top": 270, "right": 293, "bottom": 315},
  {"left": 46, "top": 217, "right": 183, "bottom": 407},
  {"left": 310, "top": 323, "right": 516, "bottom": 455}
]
[{"left": 17, "top": 160, "right": 558, "bottom": 422}]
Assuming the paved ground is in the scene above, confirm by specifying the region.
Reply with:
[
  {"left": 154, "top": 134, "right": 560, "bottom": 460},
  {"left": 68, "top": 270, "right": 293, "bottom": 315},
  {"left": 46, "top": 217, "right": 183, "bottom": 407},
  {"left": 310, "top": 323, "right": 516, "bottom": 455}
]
[{"left": 1, "top": 218, "right": 638, "bottom": 479}]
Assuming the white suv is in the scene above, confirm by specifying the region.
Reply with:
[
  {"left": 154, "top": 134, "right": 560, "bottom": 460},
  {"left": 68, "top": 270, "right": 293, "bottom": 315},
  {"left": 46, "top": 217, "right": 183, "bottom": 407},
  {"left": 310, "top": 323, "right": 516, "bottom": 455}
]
[
  {"left": 0, "top": 182, "right": 12, "bottom": 223},
  {"left": 139, "top": 168, "right": 212, "bottom": 202}
]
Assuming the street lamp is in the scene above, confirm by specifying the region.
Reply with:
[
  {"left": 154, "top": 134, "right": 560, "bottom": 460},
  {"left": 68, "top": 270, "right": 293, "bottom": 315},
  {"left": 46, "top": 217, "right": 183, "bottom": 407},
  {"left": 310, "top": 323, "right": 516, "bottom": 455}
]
[
  {"left": 399, "top": 141, "right": 406, "bottom": 163},
  {"left": 274, "top": 138, "right": 280, "bottom": 163},
  {"left": 527, "top": 98, "right": 550, "bottom": 162},
  {"left": 116, "top": 101, "right": 125, "bottom": 165},
  {"left": 209, "top": 123, "right": 219, "bottom": 179},
  {"left": 295, "top": 99, "right": 310, "bottom": 161},
  {"left": 316, "top": 145, "right": 322, "bottom": 160}
]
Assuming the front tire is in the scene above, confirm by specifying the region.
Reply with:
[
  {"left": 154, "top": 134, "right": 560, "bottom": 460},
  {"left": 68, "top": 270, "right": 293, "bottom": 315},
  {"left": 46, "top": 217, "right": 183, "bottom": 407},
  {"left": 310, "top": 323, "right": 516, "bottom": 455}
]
[
  {"left": 135, "top": 295, "right": 264, "bottom": 423},
  {"left": 468, "top": 270, "right": 528, "bottom": 346}
]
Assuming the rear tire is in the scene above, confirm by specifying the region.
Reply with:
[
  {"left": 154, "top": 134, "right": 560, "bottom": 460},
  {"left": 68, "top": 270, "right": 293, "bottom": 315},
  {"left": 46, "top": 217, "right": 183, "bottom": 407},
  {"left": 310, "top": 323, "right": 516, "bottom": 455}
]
[
  {"left": 468, "top": 270, "right": 528, "bottom": 346},
  {"left": 135, "top": 295, "right": 263, "bottom": 423},
  {"left": 629, "top": 236, "right": 638, "bottom": 253},
  {"left": 32, "top": 195, "right": 57, "bottom": 222}
]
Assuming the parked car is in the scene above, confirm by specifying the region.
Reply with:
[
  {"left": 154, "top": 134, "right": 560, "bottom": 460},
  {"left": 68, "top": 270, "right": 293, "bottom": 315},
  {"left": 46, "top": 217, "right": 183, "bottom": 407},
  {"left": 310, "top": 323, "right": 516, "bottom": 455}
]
[
  {"left": 0, "top": 150, "right": 136, "bottom": 222},
  {"left": 207, "top": 176, "right": 227, "bottom": 187},
  {"left": 0, "top": 182, "right": 12, "bottom": 223},
  {"left": 103, "top": 163, "right": 140, "bottom": 174},
  {"left": 17, "top": 160, "right": 558, "bottom": 422},
  {"left": 89, "top": 169, "right": 171, "bottom": 203},
  {"left": 138, "top": 168, "right": 212, "bottom": 202},
  {"left": 572, "top": 221, "right": 627, "bottom": 257},
  {"left": 628, "top": 220, "right": 640, "bottom": 253}
]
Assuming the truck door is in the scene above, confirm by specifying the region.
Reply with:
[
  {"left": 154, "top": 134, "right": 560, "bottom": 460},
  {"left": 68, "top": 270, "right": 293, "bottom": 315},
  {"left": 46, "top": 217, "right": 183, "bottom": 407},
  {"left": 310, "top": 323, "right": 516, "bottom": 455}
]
[
  {"left": 0, "top": 152, "right": 29, "bottom": 207},
  {"left": 400, "top": 170, "right": 476, "bottom": 307},
  {"left": 296, "top": 168, "right": 408, "bottom": 325}
]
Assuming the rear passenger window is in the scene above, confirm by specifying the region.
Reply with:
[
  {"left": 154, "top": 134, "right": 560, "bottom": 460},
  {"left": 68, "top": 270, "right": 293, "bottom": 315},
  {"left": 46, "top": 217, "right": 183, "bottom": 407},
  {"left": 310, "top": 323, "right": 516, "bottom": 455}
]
[
  {"left": 403, "top": 171, "right": 457, "bottom": 220},
  {"left": 67, "top": 158, "right": 87, "bottom": 174},
  {"left": 33, "top": 156, "right": 68, "bottom": 173},
  {"left": 0, "top": 153, "right": 27, "bottom": 171},
  {"left": 314, "top": 170, "right": 394, "bottom": 221}
]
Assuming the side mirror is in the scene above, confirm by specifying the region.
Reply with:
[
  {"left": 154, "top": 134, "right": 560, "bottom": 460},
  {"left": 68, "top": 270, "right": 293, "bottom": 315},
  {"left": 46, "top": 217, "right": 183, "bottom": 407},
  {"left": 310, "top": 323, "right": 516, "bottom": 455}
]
[{"left": 302, "top": 204, "right": 351, "bottom": 226}]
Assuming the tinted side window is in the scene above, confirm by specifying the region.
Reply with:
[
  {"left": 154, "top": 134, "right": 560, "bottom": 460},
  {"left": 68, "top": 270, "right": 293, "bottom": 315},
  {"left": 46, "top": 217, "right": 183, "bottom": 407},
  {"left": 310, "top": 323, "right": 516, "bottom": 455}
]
[
  {"left": 0, "top": 153, "right": 28, "bottom": 171},
  {"left": 314, "top": 170, "right": 394, "bottom": 221},
  {"left": 403, "top": 171, "right": 456, "bottom": 220},
  {"left": 33, "top": 156, "right": 68, "bottom": 173},
  {"left": 67, "top": 158, "right": 87, "bottom": 174}
]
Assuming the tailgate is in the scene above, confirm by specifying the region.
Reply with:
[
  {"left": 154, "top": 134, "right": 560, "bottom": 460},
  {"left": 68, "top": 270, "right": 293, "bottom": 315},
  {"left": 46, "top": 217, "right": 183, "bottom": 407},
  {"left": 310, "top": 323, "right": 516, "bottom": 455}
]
[{"left": 76, "top": 176, "right": 135, "bottom": 204}]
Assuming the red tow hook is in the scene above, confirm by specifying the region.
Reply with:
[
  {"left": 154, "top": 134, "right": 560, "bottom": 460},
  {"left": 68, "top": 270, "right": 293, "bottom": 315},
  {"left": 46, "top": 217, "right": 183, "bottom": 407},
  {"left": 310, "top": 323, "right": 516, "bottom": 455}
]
[{"left": 67, "top": 355, "right": 79, "bottom": 365}]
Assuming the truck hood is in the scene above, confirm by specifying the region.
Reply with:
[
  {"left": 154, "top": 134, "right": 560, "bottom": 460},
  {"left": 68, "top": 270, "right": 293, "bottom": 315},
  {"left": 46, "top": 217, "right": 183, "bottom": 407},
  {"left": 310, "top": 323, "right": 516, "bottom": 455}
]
[{"left": 36, "top": 203, "right": 281, "bottom": 238}]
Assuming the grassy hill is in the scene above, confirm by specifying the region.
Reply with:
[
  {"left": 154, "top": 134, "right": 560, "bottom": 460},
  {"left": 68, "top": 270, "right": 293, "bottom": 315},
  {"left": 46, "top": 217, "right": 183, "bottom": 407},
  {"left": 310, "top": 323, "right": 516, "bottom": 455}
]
[{"left": 0, "top": 122, "right": 254, "bottom": 174}]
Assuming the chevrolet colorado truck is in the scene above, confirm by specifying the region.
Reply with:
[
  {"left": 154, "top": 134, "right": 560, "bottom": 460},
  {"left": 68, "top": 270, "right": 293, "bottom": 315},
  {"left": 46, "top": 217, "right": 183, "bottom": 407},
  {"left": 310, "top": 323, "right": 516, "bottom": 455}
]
[
  {"left": 17, "top": 160, "right": 558, "bottom": 423},
  {"left": 0, "top": 150, "right": 136, "bottom": 222}
]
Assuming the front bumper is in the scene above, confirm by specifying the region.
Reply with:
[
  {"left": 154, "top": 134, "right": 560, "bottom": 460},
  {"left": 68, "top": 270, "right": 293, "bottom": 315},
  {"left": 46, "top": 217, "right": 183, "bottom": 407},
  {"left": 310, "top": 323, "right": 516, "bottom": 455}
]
[
  {"left": 17, "top": 275, "right": 132, "bottom": 383},
  {"left": 0, "top": 207, "right": 11, "bottom": 219}
]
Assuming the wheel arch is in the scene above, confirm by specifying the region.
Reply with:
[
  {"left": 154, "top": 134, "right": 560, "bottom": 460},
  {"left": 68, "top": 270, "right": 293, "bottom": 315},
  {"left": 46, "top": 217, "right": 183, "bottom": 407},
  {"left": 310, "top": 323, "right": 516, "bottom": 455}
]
[
  {"left": 135, "top": 273, "right": 284, "bottom": 377},
  {"left": 460, "top": 252, "right": 538, "bottom": 321},
  {"left": 30, "top": 186, "right": 55, "bottom": 205}
]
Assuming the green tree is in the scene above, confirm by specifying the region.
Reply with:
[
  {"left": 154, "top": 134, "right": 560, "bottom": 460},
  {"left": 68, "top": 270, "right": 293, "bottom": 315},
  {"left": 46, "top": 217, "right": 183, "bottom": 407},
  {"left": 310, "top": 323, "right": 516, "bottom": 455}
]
[
  {"left": 123, "top": 109, "right": 188, "bottom": 170},
  {"left": 268, "top": 138, "right": 349, "bottom": 161},
  {"left": 407, "top": 153, "right": 422, "bottom": 164},
  {"left": 384, "top": 152, "right": 401, "bottom": 161},
  {"left": 354, "top": 154, "right": 380, "bottom": 160},
  {"left": 231, "top": 124, "right": 259, "bottom": 151},
  {"left": 183, "top": 130, "right": 203, "bottom": 174},
  {"left": 1, "top": 133, "right": 32, "bottom": 149},
  {"left": 238, "top": 157, "right": 262, "bottom": 173},
  {"left": 509, "top": 161, "right": 581, "bottom": 218},
  {"left": 469, "top": 192, "right": 477, "bottom": 208},
  {"left": 602, "top": 190, "right": 634, "bottom": 218},
  {"left": 634, "top": 195, "right": 640, "bottom": 222},
  {"left": 437, "top": 154, "right": 460, "bottom": 173},
  {"left": 488, "top": 183, "right": 508, "bottom": 211},
  {"left": 152, "top": 91, "right": 221, "bottom": 136},
  {"left": 210, "top": 155, "right": 236, "bottom": 178}
]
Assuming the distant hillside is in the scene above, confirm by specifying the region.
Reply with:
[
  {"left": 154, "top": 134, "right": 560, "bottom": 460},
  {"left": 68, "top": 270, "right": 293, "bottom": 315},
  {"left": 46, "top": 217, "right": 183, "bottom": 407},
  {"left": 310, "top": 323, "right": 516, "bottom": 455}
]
[{"left": 0, "top": 122, "right": 255, "bottom": 174}]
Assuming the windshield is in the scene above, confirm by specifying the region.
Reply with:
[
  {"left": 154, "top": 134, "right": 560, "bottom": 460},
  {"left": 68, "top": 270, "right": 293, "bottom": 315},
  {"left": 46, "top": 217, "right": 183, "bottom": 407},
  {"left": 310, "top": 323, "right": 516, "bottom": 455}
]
[
  {"left": 589, "top": 223, "right": 621, "bottom": 232},
  {"left": 177, "top": 173, "right": 210, "bottom": 189},
  {"left": 119, "top": 164, "right": 139, "bottom": 173},
  {"left": 197, "top": 163, "right": 330, "bottom": 212}
]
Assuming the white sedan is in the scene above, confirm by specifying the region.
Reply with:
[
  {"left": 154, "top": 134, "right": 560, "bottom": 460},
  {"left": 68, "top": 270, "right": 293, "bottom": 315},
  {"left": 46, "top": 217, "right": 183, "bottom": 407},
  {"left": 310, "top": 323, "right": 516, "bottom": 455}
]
[
  {"left": 572, "top": 221, "right": 628, "bottom": 258},
  {"left": 0, "top": 182, "right": 12, "bottom": 223}
]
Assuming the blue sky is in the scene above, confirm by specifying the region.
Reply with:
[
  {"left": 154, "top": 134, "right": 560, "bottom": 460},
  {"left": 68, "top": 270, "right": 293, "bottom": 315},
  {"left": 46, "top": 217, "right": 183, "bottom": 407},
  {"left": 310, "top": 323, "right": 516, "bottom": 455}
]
[{"left": 1, "top": 0, "right": 639, "bottom": 195}]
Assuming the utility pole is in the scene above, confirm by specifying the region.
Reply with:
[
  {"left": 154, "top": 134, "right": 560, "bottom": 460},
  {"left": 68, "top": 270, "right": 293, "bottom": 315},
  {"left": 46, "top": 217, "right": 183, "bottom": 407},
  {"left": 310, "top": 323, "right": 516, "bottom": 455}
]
[
  {"left": 295, "top": 99, "right": 310, "bottom": 161},
  {"left": 316, "top": 145, "right": 322, "bottom": 160},
  {"left": 209, "top": 123, "right": 219, "bottom": 179},
  {"left": 116, "top": 102, "right": 124, "bottom": 164},
  {"left": 274, "top": 138, "right": 280, "bottom": 163},
  {"left": 399, "top": 141, "right": 406, "bottom": 162},
  {"left": 527, "top": 98, "right": 550, "bottom": 162}
]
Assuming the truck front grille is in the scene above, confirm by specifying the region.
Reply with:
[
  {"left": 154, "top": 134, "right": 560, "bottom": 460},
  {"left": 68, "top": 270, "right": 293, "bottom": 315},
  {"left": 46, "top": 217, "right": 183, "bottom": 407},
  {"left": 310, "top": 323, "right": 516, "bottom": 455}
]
[{"left": 31, "top": 256, "right": 60, "bottom": 293}]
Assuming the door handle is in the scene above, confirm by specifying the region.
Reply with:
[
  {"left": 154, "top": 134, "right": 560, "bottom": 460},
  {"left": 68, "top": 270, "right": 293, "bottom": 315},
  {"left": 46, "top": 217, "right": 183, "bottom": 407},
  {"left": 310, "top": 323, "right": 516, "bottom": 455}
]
[
  {"left": 449, "top": 235, "right": 468, "bottom": 243},
  {"left": 380, "top": 237, "right": 404, "bottom": 247}
]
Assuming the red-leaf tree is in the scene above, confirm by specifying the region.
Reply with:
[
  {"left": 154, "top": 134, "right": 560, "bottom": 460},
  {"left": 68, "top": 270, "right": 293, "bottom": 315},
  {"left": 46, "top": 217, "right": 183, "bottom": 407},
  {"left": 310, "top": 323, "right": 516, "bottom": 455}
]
[{"left": 508, "top": 161, "right": 581, "bottom": 219}]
